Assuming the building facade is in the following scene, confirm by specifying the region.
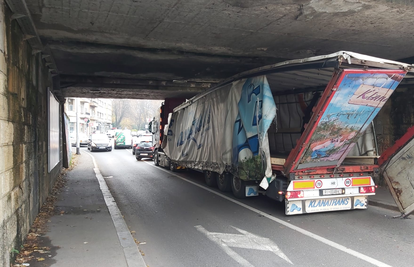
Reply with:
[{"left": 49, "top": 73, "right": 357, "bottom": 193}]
[{"left": 64, "top": 98, "right": 113, "bottom": 136}]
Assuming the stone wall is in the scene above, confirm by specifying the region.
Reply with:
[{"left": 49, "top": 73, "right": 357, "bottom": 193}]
[{"left": 0, "top": 2, "right": 62, "bottom": 266}]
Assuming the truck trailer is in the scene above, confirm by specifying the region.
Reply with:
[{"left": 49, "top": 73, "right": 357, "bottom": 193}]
[{"left": 155, "top": 51, "right": 414, "bottom": 215}]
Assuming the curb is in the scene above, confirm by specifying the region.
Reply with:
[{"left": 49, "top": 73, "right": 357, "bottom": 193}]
[{"left": 368, "top": 200, "right": 400, "bottom": 212}]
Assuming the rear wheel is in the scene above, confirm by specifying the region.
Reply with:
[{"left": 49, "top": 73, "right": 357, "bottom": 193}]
[
  {"left": 154, "top": 152, "right": 159, "bottom": 166},
  {"left": 217, "top": 172, "right": 232, "bottom": 192},
  {"left": 231, "top": 176, "right": 247, "bottom": 198},
  {"left": 132, "top": 148, "right": 135, "bottom": 155},
  {"left": 136, "top": 156, "right": 141, "bottom": 161},
  {"left": 169, "top": 161, "right": 177, "bottom": 172},
  {"left": 204, "top": 171, "right": 218, "bottom": 187}
]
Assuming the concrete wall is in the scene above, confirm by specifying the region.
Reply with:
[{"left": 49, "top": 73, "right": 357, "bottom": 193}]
[{"left": 0, "top": 2, "right": 62, "bottom": 266}]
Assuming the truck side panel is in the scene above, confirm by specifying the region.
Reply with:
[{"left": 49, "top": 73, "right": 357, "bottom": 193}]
[
  {"left": 164, "top": 76, "right": 276, "bottom": 183},
  {"left": 380, "top": 126, "right": 414, "bottom": 217}
]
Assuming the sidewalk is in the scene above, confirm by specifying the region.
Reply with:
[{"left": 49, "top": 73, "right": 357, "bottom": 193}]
[
  {"left": 15, "top": 151, "right": 401, "bottom": 266},
  {"left": 17, "top": 151, "right": 146, "bottom": 267}
]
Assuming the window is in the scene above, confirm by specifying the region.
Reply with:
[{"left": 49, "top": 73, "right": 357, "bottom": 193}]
[{"left": 68, "top": 99, "right": 74, "bottom": 111}]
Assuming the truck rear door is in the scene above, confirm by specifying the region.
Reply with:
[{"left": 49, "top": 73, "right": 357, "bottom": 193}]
[
  {"left": 379, "top": 126, "right": 414, "bottom": 217},
  {"left": 285, "top": 69, "right": 406, "bottom": 174}
]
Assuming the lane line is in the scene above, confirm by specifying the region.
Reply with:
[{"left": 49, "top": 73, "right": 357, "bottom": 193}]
[
  {"left": 87, "top": 152, "right": 147, "bottom": 267},
  {"left": 145, "top": 162, "right": 392, "bottom": 267}
]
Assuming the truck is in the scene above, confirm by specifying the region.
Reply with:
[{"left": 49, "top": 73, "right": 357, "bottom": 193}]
[
  {"left": 154, "top": 51, "right": 414, "bottom": 215},
  {"left": 379, "top": 126, "right": 414, "bottom": 218},
  {"left": 149, "top": 98, "right": 187, "bottom": 170}
]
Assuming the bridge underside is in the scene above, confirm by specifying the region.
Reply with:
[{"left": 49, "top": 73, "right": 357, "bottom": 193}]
[{"left": 10, "top": 0, "right": 414, "bottom": 99}]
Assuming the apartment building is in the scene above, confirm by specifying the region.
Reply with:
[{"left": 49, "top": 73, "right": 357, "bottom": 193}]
[{"left": 65, "top": 98, "right": 113, "bottom": 136}]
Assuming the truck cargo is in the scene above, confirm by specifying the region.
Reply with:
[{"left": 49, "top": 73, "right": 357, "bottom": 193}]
[{"left": 156, "top": 51, "right": 414, "bottom": 215}]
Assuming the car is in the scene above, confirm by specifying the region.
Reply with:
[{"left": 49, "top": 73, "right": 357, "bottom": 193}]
[
  {"left": 132, "top": 134, "right": 152, "bottom": 155},
  {"left": 88, "top": 134, "right": 112, "bottom": 152},
  {"left": 135, "top": 141, "right": 154, "bottom": 160},
  {"left": 70, "top": 132, "right": 89, "bottom": 146}
]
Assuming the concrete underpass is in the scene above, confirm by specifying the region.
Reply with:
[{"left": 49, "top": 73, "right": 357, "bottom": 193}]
[{"left": 2, "top": 0, "right": 414, "bottom": 266}]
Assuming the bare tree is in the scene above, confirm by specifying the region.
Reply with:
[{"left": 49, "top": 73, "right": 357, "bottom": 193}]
[
  {"left": 112, "top": 99, "right": 130, "bottom": 128},
  {"left": 113, "top": 99, "right": 162, "bottom": 130}
]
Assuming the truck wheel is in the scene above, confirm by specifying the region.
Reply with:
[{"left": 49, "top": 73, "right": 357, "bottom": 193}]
[
  {"left": 231, "top": 176, "right": 247, "bottom": 198},
  {"left": 217, "top": 172, "right": 232, "bottom": 192},
  {"left": 154, "top": 153, "right": 159, "bottom": 166},
  {"left": 169, "top": 162, "right": 177, "bottom": 172},
  {"left": 204, "top": 171, "right": 218, "bottom": 187}
]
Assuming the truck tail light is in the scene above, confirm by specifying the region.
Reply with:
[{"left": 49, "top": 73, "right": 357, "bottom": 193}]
[
  {"left": 286, "top": 191, "right": 304, "bottom": 199},
  {"left": 359, "top": 186, "right": 375, "bottom": 194}
]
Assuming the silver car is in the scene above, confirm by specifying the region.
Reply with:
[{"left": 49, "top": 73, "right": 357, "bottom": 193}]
[{"left": 88, "top": 134, "right": 112, "bottom": 152}]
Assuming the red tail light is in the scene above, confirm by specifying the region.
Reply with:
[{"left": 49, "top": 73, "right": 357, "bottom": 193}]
[
  {"left": 150, "top": 147, "right": 154, "bottom": 150},
  {"left": 359, "top": 186, "right": 375, "bottom": 194},
  {"left": 133, "top": 144, "right": 137, "bottom": 147},
  {"left": 136, "top": 146, "right": 141, "bottom": 150},
  {"left": 286, "top": 191, "right": 304, "bottom": 199}
]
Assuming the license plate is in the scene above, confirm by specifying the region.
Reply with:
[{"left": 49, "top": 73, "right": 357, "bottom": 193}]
[
  {"left": 322, "top": 189, "right": 343, "bottom": 196},
  {"left": 99, "top": 147, "right": 106, "bottom": 149},
  {"left": 140, "top": 153, "right": 147, "bottom": 155}
]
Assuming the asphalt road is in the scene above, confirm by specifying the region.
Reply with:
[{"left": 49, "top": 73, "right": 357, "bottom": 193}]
[{"left": 87, "top": 147, "right": 414, "bottom": 267}]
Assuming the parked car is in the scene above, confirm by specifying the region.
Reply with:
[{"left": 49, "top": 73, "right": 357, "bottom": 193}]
[
  {"left": 88, "top": 134, "right": 112, "bottom": 152},
  {"left": 70, "top": 133, "right": 89, "bottom": 146},
  {"left": 135, "top": 141, "right": 154, "bottom": 160},
  {"left": 132, "top": 134, "right": 152, "bottom": 155}
]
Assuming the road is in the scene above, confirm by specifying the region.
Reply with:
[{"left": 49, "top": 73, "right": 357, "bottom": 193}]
[{"left": 86, "top": 147, "right": 414, "bottom": 267}]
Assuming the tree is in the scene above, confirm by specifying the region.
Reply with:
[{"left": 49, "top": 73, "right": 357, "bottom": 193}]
[
  {"left": 112, "top": 99, "right": 130, "bottom": 128},
  {"left": 112, "top": 99, "right": 162, "bottom": 130}
]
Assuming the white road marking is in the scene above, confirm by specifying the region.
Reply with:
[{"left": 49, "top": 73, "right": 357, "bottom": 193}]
[
  {"left": 146, "top": 162, "right": 392, "bottom": 267},
  {"left": 196, "top": 225, "right": 292, "bottom": 266}
]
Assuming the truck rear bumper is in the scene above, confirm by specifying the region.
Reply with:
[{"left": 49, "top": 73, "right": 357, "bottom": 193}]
[{"left": 285, "top": 195, "right": 369, "bottom": 215}]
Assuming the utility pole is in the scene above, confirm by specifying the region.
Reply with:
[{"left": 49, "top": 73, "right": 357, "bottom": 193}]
[{"left": 76, "top": 98, "right": 80, "bottom": 154}]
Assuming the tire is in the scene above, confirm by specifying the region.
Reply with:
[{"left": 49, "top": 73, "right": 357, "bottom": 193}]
[
  {"left": 136, "top": 157, "right": 141, "bottom": 161},
  {"left": 204, "top": 171, "right": 218, "bottom": 187},
  {"left": 231, "top": 176, "right": 247, "bottom": 198},
  {"left": 169, "top": 161, "right": 177, "bottom": 172},
  {"left": 217, "top": 172, "right": 232, "bottom": 192},
  {"left": 154, "top": 152, "right": 159, "bottom": 166},
  {"left": 132, "top": 149, "right": 135, "bottom": 155}
]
